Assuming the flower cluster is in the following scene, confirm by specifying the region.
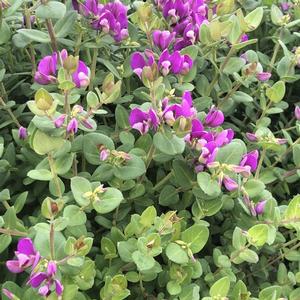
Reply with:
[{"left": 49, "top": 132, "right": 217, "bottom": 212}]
[
  {"left": 155, "top": 0, "right": 208, "bottom": 50},
  {"left": 72, "top": 0, "right": 128, "bottom": 42},
  {"left": 131, "top": 49, "right": 193, "bottom": 78},
  {"left": 34, "top": 49, "right": 90, "bottom": 88},
  {"left": 6, "top": 238, "right": 63, "bottom": 297}
]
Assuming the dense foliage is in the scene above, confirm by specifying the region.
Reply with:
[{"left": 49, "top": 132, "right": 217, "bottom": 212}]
[{"left": 0, "top": 0, "right": 300, "bottom": 299}]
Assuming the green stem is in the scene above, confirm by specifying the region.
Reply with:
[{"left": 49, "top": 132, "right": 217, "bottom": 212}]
[
  {"left": 255, "top": 148, "right": 266, "bottom": 179},
  {"left": 48, "top": 154, "right": 62, "bottom": 198},
  {"left": 0, "top": 228, "right": 27, "bottom": 236},
  {"left": 153, "top": 171, "right": 173, "bottom": 191},
  {"left": 49, "top": 221, "right": 55, "bottom": 260},
  {"left": 268, "top": 28, "right": 284, "bottom": 72},
  {"left": 0, "top": 95, "right": 21, "bottom": 127},
  {"left": 89, "top": 48, "right": 99, "bottom": 91}
]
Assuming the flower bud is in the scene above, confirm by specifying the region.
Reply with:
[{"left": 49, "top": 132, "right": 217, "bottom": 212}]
[
  {"left": 295, "top": 105, "right": 300, "bottom": 120},
  {"left": 18, "top": 126, "right": 27, "bottom": 140},
  {"left": 35, "top": 88, "right": 54, "bottom": 111},
  {"left": 67, "top": 118, "right": 78, "bottom": 134},
  {"left": 54, "top": 114, "right": 66, "bottom": 128},
  {"left": 255, "top": 200, "right": 267, "bottom": 215},
  {"left": 63, "top": 55, "right": 79, "bottom": 74},
  {"left": 256, "top": 72, "right": 271, "bottom": 82}
]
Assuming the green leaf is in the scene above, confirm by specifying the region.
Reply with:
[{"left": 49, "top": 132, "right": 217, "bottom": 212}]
[
  {"left": 98, "top": 58, "right": 121, "bottom": 80},
  {"left": 153, "top": 132, "right": 185, "bottom": 155},
  {"left": 244, "top": 179, "right": 265, "bottom": 198},
  {"left": 159, "top": 185, "right": 179, "bottom": 206},
  {"left": 271, "top": 5, "right": 283, "bottom": 25},
  {"left": 36, "top": 1, "right": 66, "bottom": 19},
  {"left": 113, "top": 154, "right": 146, "bottom": 180},
  {"left": 181, "top": 224, "right": 209, "bottom": 254},
  {"left": 115, "top": 105, "right": 130, "bottom": 129},
  {"left": 54, "top": 11, "right": 77, "bottom": 38},
  {"left": 132, "top": 250, "right": 155, "bottom": 271},
  {"left": 283, "top": 195, "right": 300, "bottom": 231},
  {"left": 167, "top": 281, "right": 182, "bottom": 296},
  {"left": 247, "top": 224, "right": 269, "bottom": 247},
  {"left": 117, "top": 239, "right": 137, "bottom": 263},
  {"left": 27, "top": 169, "right": 53, "bottom": 181},
  {"left": 172, "top": 159, "right": 195, "bottom": 189},
  {"left": 293, "top": 144, "right": 300, "bottom": 166},
  {"left": 166, "top": 243, "right": 189, "bottom": 264},
  {"left": 232, "top": 227, "right": 247, "bottom": 250},
  {"left": 259, "top": 286, "right": 282, "bottom": 300},
  {"left": 244, "top": 7, "right": 264, "bottom": 32},
  {"left": 210, "top": 276, "right": 230, "bottom": 298},
  {"left": 223, "top": 57, "right": 245, "bottom": 74},
  {"left": 197, "top": 172, "right": 221, "bottom": 197},
  {"left": 215, "top": 139, "right": 246, "bottom": 164},
  {"left": 93, "top": 188, "right": 123, "bottom": 214},
  {"left": 63, "top": 205, "right": 87, "bottom": 226},
  {"left": 32, "top": 130, "right": 65, "bottom": 155},
  {"left": 0, "top": 21, "right": 11, "bottom": 45},
  {"left": 70, "top": 176, "right": 92, "bottom": 206},
  {"left": 101, "top": 237, "right": 117, "bottom": 259},
  {"left": 83, "top": 133, "right": 115, "bottom": 165},
  {"left": 18, "top": 29, "right": 50, "bottom": 43},
  {"left": 140, "top": 206, "right": 157, "bottom": 227},
  {"left": 266, "top": 81, "right": 286, "bottom": 103},
  {"left": 0, "top": 234, "right": 12, "bottom": 254},
  {"left": 239, "top": 249, "right": 259, "bottom": 263},
  {"left": 231, "top": 91, "right": 253, "bottom": 103}
]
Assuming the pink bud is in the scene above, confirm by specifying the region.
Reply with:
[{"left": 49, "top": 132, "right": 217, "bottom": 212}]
[
  {"left": 54, "top": 114, "right": 66, "bottom": 128},
  {"left": 78, "top": 72, "right": 90, "bottom": 88},
  {"left": 256, "top": 72, "right": 272, "bottom": 82},
  {"left": 295, "top": 106, "right": 300, "bottom": 120},
  {"left": 246, "top": 132, "right": 258, "bottom": 142},
  {"left": 18, "top": 126, "right": 27, "bottom": 140},
  {"left": 255, "top": 200, "right": 267, "bottom": 215},
  {"left": 223, "top": 175, "right": 239, "bottom": 191},
  {"left": 81, "top": 119, "right": 93, "bottom": 129},
  {"left": 100, "top": 149, "right": 110, "bottom": 161},
  {"left": 67, "top": 118, "right": 78, "bottom": 134},
  {"left": 2, "top": 288, "right": 15, "bottom": 299}
]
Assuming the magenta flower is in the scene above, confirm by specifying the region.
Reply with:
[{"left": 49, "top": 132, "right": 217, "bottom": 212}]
[
  {"left": 246, "top": 132, "right": 258, "bottom": 142},
  {"left": 67, "top": 118, "right": 78, "bottom": 134},
  {"left": 281, "top": 2, "right": 290, "bottom": 11},
  {"left": 240, "top": 34, "right": 249, "bottom": 42},
  {"left": 256, "top": 72, "right": 272, "bottom": 82},
  {"left": 158, "top": 49, "right": 193, "bottom": 76},
  {"left": 54, "top": 114, "right": 66, "bottom": 128},
  {"left": 240, "top": 150, "right": 259, "bottom": 172},
  {"left": 100, "top": 148, "right": 110, "bottom": 161},
  {"left": 91, "top": 1, "right": 128, "bottom": 42},
  {"left": 205, "top": 106, "right": 224, "bottom": 127},
  {"left": 152, "top": 30, "right": 175, "bottom": 50},
  {"left": 6, "top": 238, "right": 40, "bottom": 274},
  {"left": 129, "top": 108, "right": 160, "bottom": 135},
  {"left": 214, "top": 129, "right": 234, "bottom": 147},
  {"left": 34, "top": 53, "right": 57, "bottom": 85},
  {"left": 72, "top": 0, "right": 99, "bottom": 16},
  {"left": 295, "top": 105, "right": 300, "bottom": 120},
  {"left": 35, "top": 50, "right": 90, "bottom": 88},
  {"left": 255, "top": 200, "right": 267, "bottom": 215},
  {"left": 28, "top": 261, "right": 63, "bottom": 297},
  {"left": 18, "top": 126, "right": 27, "bottom": 140},
  {"left": 130, "top": 51, "right": 155, "bottom": 79},
  {"left": 223, "top": 175, "right": 239, "bottom": 191},
  {"left": 198, "top": 142, "right": 218, "bottom": 165}
]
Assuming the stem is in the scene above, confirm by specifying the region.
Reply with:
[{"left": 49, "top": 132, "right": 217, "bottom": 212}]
[
  {"left": 255, "top": 148, "right": 266, "bottom": 179},
  {"left": 0, "top": 96, "right": 21, "bottom": 127},
  {"left": 219, "top": 82, "right": 241, "bottom": 108},
  {"left": 256, "top": 100, "right": 272, "bottom": 126},
  {"left": 49, "top": 222, "right": 55, "bottom": 260},
  {"left": 153, "top": 171, "right": 173, "bottom": 191},
  {"left": 0, "top": 228, "right": 27, "bottom": 236},
  {"left": 268, "top": 28, "right": 284, "bottom": 72},
  {"left": 48, "top": 154, "right": 63, "bottom": 198},
  {"left": 24, "top": 5, "right": 36, "bottom": 76},
  {"left": 89, "top": 48, "right": 98, "bottom": 91}
]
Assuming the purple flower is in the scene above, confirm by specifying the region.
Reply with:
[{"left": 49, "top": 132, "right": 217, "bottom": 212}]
[
  {"left": 34, "top": 49, "right": 90, "bottom": 88},
  {"left": 231, "top": 165, "right": 251, "bottom": 178},
  {"left": 256, "top": 72, "right": 272, "bottom": 82},
  {"left": 223, "top": 175, "right": 239, "bottom": 191},
  {"left": 129, "top": 108, "right": 160, "bottom": 135},
  {"left": 18, "top": 126, "right": 27, "bottom": 140},
  {"left": 214, "top": 129, "right": 234, "bottom": 147},
  {"left": 246, "top": 132, "right": 258, "bottom": 142},
  {"left": 72, "top": 0, "right": 99, "bottom": 16},
  {"left": 100, "top": 148, "right": 110, "bottom": 161},
  {"left": 91, "top": 1, "right": 128, "bottom": 42},
  {"left": 28, "top": 261, "right": 63, "bottom": 297},
  {"left": 281, "top": 2, "right": 290, "bottom": 11},
  {"left": 54, "top": 114, "right": 66, "bottom": 128},
  {"left": 152, "top": 30, "right": 175, "bottom": 50},
  {"left": 205, "top": 106, "right": 224, "bottom": 127},
  {"left": 198, "top": 142, "right": 218, "bottom": 165},
  {"left": 240, "top": 150, "right": 259, "bottom": 172},
  {"left": 158, "top": 49, "right": 193, "bottom": 76},
  {"left": 255, "top": 200, "right": 267, "bottom": 215},
  {"left": 6, "top": 238, "right": 40, "bottom": 274},
  {"left": 130, "top": 51, "right": 155, "bottom": 78},
  {"left": 240, "top": 34, "right": 249, "bottom": 42},
  {"left": 295, "top": 105, "right": 300, "bottom": 120},
  {"left": 67, "top": 118, "right": 78, "bottom": 134},
  {"left": 34, "top": 53, "right": 57, "bottom": 85}
]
